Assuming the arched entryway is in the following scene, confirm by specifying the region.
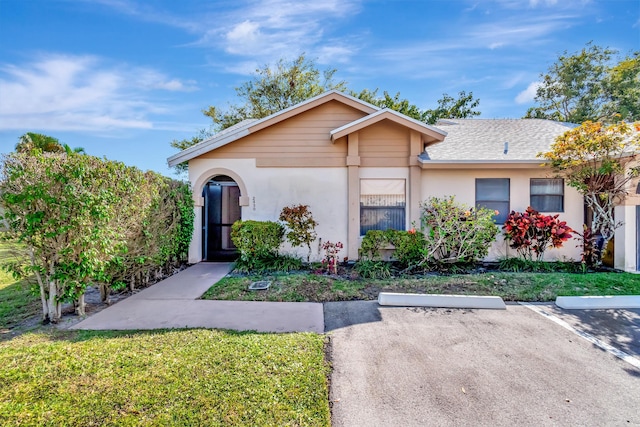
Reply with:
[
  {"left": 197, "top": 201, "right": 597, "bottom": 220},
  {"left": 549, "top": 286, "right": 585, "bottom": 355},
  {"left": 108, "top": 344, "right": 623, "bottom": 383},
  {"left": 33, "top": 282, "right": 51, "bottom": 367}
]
[{"left": 202, "top": 175, "right": 241, "bottom": 261}]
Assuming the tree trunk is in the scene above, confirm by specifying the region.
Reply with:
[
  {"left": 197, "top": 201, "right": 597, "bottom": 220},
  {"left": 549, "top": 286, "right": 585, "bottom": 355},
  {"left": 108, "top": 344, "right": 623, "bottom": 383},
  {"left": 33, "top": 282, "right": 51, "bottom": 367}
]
[
  {"left": 47, "top": 281, "right": 61, "bottom": 323},
  {"left": 35, "top": 272, "right": 49, "bottom": 322},
  {"left": 99, "top": 283, "right": 108, "bottom": 302},
  {"left": 76, "top": 293, "right": 86, "bottom": 316},
  {"left": 28, "top": 249, "right": 49, "bottom": 322}
]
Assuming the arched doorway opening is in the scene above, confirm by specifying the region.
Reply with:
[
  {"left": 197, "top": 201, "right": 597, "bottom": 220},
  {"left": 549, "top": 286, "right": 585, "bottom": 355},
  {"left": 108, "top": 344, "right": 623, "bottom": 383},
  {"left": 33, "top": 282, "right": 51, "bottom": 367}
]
[{"left": 202, "top": 175, "right": 241, "bottom": 261}]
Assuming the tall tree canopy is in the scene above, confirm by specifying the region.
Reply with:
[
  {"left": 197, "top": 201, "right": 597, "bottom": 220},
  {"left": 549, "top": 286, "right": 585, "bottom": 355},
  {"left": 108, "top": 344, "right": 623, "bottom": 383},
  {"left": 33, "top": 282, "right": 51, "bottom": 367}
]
[
  {"left": 525, "top": 43, "right": 639, "bottom": 123},
  {"left": 170, "top": 54, "right": 481, "bottom": 172},
  {"left": 203, "top": 54, "right": 347, "bottom": 131},
  {"left": 15, "top": 132, "right": 64, "bottom": 154},
  {"left": 15, "top": 132, "right": 85, "bottom": 155},
  {"left": 351, "top": 89, "right": 480, "bottom": 124}
]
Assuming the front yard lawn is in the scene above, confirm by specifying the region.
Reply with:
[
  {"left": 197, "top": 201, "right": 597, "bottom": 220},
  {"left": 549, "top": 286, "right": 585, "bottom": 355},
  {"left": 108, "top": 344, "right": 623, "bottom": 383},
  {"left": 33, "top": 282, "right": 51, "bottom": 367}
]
[
  {"left": 201, "top": 271, "right": 640, "bottom": 302},
  {"left": 0, "top": 329, "right": 330, "bottom": 426},
  {"left": 0, "top": 242, "right": 39, "bottom": 334}
]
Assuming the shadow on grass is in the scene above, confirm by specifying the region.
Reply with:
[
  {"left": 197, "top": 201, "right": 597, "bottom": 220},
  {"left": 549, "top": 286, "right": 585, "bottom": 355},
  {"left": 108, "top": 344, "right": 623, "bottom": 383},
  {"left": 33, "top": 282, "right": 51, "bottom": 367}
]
[{"left": 0, "top": 277, "right": 39, "bottom": 330}]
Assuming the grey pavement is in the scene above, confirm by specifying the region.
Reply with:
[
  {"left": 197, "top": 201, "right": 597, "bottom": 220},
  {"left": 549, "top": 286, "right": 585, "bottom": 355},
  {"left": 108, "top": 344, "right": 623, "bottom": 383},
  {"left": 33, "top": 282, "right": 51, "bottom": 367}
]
[
  {"left": 71, "top": 262, "right": 324, "bottom": 333},
  {"left": 326, "top": 301, "right": 640, "bottom": 427},
  {"left": 70, "top": 264, "right": 640, "bottom": 425}
]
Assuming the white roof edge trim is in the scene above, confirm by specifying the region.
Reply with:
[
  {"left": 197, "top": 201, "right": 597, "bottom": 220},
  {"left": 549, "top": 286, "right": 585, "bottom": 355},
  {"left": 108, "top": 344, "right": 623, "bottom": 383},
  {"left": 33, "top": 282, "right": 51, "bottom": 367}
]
[
  {"left": 166, "top": 90, "right": 382, "bottom": 166},
  {"left": 167, "top": 128, "right": 250, "bottom": 167},
  {"left": 330, "top": 108, "right": 447, "bottom": 138},
  {"left": 244, "top": 90, "right": 381, "bottom": 134},
  {"left": 419, "top": 159, "right": 549, "bottom": 164}
]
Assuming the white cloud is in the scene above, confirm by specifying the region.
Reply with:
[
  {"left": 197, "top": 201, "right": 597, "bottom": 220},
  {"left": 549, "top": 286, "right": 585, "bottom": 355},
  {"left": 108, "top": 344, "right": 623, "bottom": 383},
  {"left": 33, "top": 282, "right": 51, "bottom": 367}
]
[
  {"left": 515, "top": 81, "right": 541, "bottom": 104},
  {"left": 0, "top": 54, "right": 197, "bottom": 131},
  {"left": 198, "top": 0, "right": 363, "bottom": 66}
]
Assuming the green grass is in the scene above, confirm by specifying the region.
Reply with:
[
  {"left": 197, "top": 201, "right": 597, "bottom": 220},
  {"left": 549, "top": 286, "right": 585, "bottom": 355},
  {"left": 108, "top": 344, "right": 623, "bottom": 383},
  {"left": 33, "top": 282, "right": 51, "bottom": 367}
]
[
  {"left": 202, "top": 271, "right": 640, "bottom": 302},
  {"left": 0, "top": 329, "right": 330, "bottom": 426},
  {"left": 0, "top": 241, "right": 330, "bottom": 426},
  {"left": 0, "top": 242, "right": 39, "bottom": 333}
]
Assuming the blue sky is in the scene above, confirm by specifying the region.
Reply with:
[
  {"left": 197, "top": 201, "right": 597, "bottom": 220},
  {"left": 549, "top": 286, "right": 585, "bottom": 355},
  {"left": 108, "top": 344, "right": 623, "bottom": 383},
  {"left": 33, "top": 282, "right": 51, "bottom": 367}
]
[{"left": 0, "top": 0, "right": 638, "bottom": 177}]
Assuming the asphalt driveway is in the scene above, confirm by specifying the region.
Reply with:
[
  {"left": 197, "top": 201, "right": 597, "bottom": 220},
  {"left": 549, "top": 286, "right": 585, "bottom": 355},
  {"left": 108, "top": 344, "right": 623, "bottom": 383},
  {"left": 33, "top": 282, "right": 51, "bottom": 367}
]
[{"left": 326, "top": 302, "right": 640, "bottom": 427}]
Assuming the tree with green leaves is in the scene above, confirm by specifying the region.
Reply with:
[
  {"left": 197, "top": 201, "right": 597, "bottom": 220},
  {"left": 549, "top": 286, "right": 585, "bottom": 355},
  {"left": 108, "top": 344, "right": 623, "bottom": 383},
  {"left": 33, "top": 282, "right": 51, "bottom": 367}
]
[
  {"left": 205, "top": 54, "right": 347, "bottom": 131},
  {"left": 0, "top": 152, "right": 148, "bottom": 321},
  {"left": 525, "top": 43, "right": 639, "bottom": 123},
  {"left": 351, "top": 89, "right": 480, "bottom": 124},
  {"left": 16, "top": 132, "right": 86, "bottom": 155},
  {"left": 604, "top": 52, "right": 640, "bottom": 121},
  {"left": 15, "top": 132, "right": 64, "bottom": 153},
  {"left": 538, "top": 121, "right": 640, "bottom": 263},
  {"left": 423, "top": 91, "right": 481, "bottom": 124},
  {"left": 169, "top": 129, "right": 214, "bottom": 174}
]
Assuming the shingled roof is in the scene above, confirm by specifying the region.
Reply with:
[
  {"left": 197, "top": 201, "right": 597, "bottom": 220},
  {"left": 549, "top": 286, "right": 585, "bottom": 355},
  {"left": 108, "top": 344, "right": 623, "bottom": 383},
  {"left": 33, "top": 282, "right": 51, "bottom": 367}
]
[{"left": 422, "top": 119, "right": 578, "bottom": 162}]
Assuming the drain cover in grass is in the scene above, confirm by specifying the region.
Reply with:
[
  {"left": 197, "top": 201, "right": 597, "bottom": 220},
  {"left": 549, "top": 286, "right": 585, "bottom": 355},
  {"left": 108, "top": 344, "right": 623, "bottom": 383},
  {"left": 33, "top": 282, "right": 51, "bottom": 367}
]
[{"left": 248, "top": 281, "right": 271, "bottom": 291}]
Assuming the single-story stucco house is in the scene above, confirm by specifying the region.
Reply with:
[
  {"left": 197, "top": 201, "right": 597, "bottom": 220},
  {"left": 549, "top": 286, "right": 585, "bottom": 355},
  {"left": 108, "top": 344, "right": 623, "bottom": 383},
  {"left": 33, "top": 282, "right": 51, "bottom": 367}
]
[{"left": 167, "top": 90, "right": 640, "bottom": 272}]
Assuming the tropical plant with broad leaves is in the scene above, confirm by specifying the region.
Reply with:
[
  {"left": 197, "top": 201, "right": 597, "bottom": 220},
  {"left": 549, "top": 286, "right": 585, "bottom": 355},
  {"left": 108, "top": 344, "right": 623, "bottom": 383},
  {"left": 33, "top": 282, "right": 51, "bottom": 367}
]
[{"left": 502, "top": 207, "right": 574, "bottom": 261}]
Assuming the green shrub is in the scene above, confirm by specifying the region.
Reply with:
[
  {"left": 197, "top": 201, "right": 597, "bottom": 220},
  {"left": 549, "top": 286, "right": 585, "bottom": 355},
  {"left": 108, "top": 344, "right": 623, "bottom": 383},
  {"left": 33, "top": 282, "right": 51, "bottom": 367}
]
[
  {"left": 279, "top": 204, "right": 318, "bottom": 262},
  {"left": 498, "top": 257, "right": 582, "bottom": 273},
  {"left": 359, "top": 230, "right": 390, "bottom": 260},
  {"left": 234, "top": 253, "right": 302, "bottom": 274},
  {"left": 387, "top": 229, "right": 425, "bottom": 269},
  {"left": 420, "top": 196, "right": 498, "bottom": 265},
  {"left": 0, "top": 152, "right": 196, "bottom": 319},
  {"left": 354, "top": 259, "right": 392, "bottom": 279},
  {"left": 103, "top": 177, "right": 194, "bottom": 294},
  {"left": 231, "top": 220, "right": 285, "bottom": 272},
  {"left": 0, "top": 152, "right": 154, "bottom": 321}
]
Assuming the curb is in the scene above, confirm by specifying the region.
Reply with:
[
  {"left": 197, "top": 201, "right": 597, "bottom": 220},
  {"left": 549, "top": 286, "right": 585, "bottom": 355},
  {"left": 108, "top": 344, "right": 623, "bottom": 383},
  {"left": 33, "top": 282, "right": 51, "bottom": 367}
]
[
  {"left": 378, "top": 292, "right": 506, "bottom": 310},
  {"left": 555, "top": 295, "right": 640, "bottom": 310}
]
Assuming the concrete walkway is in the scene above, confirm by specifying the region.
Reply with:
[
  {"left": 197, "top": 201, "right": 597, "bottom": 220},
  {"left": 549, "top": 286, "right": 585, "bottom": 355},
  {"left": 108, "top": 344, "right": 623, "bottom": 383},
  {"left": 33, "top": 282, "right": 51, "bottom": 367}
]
[{"left": 71, "top": 263, "right": 324, "bottom": 333}]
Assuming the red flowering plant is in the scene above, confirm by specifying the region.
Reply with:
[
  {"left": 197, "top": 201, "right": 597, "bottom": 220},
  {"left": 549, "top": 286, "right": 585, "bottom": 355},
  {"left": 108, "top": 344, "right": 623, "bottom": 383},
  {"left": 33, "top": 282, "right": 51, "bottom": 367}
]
[
  {"left": 321, "top": 241, "right": 343, "bottom": 274},
  {"left": 502, "top": 207, "right": 573, "bottom": 261}
]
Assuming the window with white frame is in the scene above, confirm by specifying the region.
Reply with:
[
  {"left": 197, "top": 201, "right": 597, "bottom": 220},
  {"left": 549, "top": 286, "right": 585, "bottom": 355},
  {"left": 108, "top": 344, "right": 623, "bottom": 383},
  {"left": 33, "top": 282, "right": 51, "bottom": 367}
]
[
  {"left": 360, "top": 179, "right": 405, "bottom": 235},
  {"left": 530, "top": 178, "right": 564, "bottom": 212},
  {"left": 476, "top": 178, "right": 510, "bottom": 224}
]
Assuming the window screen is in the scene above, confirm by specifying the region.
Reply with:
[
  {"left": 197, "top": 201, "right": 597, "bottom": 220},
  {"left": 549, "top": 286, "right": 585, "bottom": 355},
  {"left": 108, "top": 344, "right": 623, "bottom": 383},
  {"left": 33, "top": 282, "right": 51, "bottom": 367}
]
[
  {"left": 530, "top": 178, "right": 564, "bottom": 212},
  {"left": 360, "top": 179, "right": 405, "bottom": 235},
  {"left": 476, "top": 178, "right": 510, "bottom": 224}
]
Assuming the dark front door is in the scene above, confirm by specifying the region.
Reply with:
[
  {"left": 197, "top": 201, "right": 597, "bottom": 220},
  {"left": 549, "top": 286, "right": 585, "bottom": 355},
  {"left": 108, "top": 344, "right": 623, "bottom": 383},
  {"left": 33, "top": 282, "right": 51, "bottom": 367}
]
[{"left": 202, "top": 178, "right": 241, "bottom": 261}]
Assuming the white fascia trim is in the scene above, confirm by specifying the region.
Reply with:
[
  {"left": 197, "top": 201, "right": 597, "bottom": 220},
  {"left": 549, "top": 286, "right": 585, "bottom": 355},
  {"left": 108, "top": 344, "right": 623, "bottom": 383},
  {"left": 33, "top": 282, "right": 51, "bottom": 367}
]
[
  {"left": 419, "top": 159, "right": 547, "bottom": 164},
  {"left": 167, "top": 128, "right": 250, "bottom": 167}
]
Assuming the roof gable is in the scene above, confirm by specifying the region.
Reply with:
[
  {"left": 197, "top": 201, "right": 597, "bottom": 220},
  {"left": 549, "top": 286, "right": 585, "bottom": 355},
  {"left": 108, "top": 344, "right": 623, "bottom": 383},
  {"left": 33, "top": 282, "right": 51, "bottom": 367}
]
[
  {"left": 330, "top": 108, "right": 447, "bottom": 145},
  {"left": 167, "top": 90, "right": 380, "bottom": 167}
]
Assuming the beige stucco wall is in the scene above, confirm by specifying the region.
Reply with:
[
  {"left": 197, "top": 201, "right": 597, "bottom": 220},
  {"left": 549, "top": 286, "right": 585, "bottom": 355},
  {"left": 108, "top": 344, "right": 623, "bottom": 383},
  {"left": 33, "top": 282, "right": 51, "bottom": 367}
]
[
  {"left": 188, "top": 157, "right": 348, "bottom": 263},
  {"left": 421, "top": 167, "right": 584, "bottom": 261}
]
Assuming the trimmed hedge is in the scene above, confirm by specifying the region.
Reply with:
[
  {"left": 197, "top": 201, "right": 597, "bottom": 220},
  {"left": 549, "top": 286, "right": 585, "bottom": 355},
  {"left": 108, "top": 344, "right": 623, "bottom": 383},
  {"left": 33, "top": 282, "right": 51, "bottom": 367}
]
[{"left": 0, "top": 151, "right": 193, "bottom": 322}]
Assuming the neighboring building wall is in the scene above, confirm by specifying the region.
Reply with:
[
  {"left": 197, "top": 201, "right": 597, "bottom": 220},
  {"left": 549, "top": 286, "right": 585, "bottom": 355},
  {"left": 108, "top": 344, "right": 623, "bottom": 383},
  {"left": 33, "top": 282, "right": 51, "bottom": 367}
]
[{"left": 421, "top": 167, "right": 584, "bottom": 261}]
